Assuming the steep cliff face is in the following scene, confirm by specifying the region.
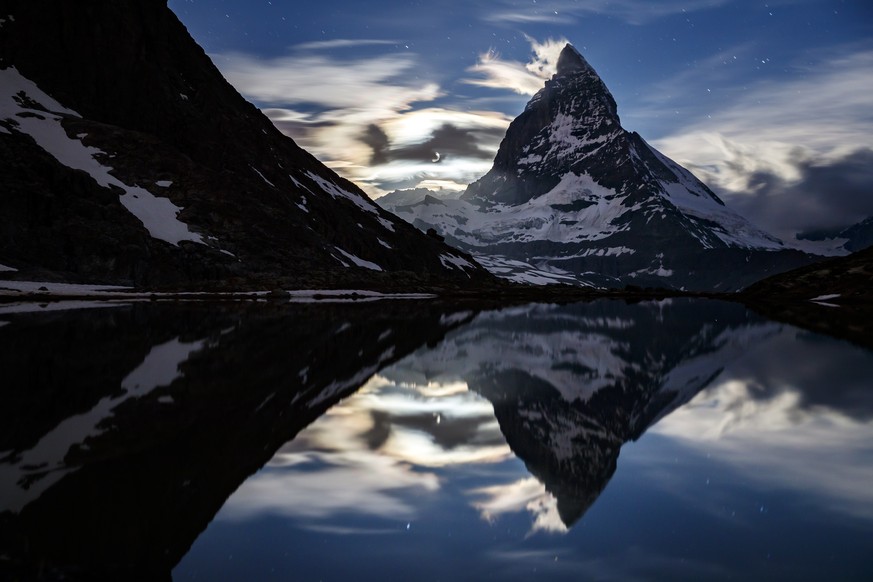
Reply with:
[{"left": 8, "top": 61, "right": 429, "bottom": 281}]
[
  {"left": 0, "top": 0, "right": 489, "bottom": 289},
  {"left": 382, "top": 45, "right": 819, "bottom": 291}
]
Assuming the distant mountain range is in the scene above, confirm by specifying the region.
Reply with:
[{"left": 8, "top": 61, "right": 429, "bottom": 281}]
[
  {"left": 0, "top": 0, "right": 488, "bottom": 289},
  {"left": 797, "top": 216, "right": 873, "bottom": 254},
  {"left": 379, "top": 45, "right": 819, "bottom": 291}
]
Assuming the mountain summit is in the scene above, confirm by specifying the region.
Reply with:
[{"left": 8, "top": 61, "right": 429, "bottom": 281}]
[
  {"left": 555, "top": 44, "right": 594, "bottom": 76},
  {"left": 382, "top": 44, "right": 817, "bottom": 290}
]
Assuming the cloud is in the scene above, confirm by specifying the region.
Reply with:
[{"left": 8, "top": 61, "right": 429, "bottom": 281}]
[
  {"left": 293, "top": 38, "right": 399, "bottom": 51},
  {"left": 464, "top": 36, "right": 568, "bottom": 96},
  {"left": 484, "top": 0, "right": 731, "bottom": 26},
  {"left": 721, "top": 147, "right": 873, "bottom": 238},
  {"left": 214, "top": 51, "right": 439, "bottom": 112},
  {"left": 652, "top": 47, "right": 873, "bottom": 237},
  {"left": 362, "top": 122, "right": 504, "bottom": 165},
  {"left": 362, "top": 124, "right": 391, "bottom": 165},
  {"left": 212, "top": 45, "right": 514, "bottom": 196}
]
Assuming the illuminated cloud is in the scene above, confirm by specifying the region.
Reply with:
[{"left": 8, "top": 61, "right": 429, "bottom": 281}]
[
  {"left": 213, "top": 46, "right": 513, "bottom": 196},
  {"left": 652, "top": 48, "right": 873, "bottom": 237},
  {"left": 464, "top": 36, "right": 568, "bottom": 96},
  {"left": 293, "top": 38, "right": 400, "bottom": 51}
]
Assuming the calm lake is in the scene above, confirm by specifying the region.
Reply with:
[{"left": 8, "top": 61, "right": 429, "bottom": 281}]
[{"left": 1, "top": 299, "right": 872, "bottom": 581}]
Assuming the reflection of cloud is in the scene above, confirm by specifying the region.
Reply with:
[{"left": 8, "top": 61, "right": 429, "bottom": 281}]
[
  {"left": 470, "top": 477, "right": 567, "bottom": 535},
  {"left": 652, "top": 48, "right": 873, "bottom": 239},
  {"left": 219, "top": 374, "right": 509, "bottom": 523},
  {"left": 652, "top": 378, "right": 873, "bottom": 520},
  {"left": 464, "top": 36, "right": 568, "bottom": 96},
  {"left": 219, "top": 450, "right": 439, "bottom": 521},
  {"left": 485, "top": 546, "right": 733, "bottom": 581}
]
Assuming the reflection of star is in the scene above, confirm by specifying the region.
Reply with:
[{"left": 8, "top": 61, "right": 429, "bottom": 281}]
[{"left": 432, "top": 151, "right": 441, "bottom": 163}]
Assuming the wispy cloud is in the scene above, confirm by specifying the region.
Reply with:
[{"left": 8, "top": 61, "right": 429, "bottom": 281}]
[
  {"left": 651, "top": 47, "right": 873, "bottom": 236},
  {"left": 484, "top": 0, "right": 731, "bottom": 26},
  {"left": 214, "top": 51, "right": 439, "bottom": 111},
  {"left": 464, "top": 36, "right": 568, "bottom": 96},
  {"left": 293, "top": 38, "right": 400, "bottom": 51}
]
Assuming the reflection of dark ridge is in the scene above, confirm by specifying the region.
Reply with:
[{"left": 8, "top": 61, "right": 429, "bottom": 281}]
[
  {"left": 0, "top": 302, "right": 476, "bottom": 581},
  {"left": 474, "top": 370, "right": 620, "bottom": 527}
]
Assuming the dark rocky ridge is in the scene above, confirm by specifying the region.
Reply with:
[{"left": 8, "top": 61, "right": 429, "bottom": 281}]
[
  {"left": 740, "top": 245, "right": 873, "bottom": 351},
  {"left": 0, "top": 0, "right": 491, "bottom": 289}
]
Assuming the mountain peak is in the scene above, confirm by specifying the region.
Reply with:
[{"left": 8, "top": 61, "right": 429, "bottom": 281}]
[{"left": 556, "top": 43, "right": 592, "bottom": 77}]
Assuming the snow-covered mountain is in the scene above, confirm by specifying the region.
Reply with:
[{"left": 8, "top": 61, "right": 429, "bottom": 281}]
[
  {"left": 797, "top": 215, "right": 873, "bottom": 254},
  {"left": 383, "top": 299, "right": 777, "bottom": 525},
  {"left": 379, "top": 45, "right": 817, "bottom": 291},
  {"left": 0, "top": 0, "right": 487, "bottom": 289}
]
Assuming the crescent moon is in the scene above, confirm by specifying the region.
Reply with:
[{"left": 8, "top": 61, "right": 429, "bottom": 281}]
[{"left": 431, "top": 151, "right": 441, "bottom": 163}]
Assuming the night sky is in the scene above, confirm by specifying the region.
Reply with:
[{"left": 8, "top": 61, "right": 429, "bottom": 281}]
[{"left": 167, "top": 0, "right": 873, "bottom": 241}]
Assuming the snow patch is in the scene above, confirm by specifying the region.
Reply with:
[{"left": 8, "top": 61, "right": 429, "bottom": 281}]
[
  {"left": 0, "top": 263, "right": 17, "bottom": 272},
  {"left": 304, "top": 171, "right": 396, "bottom": 232},
  {"left": 334, "top": 248, "right": 383, "bottom": 271},
  {"left": 0, "top": 67, "right": 203, "bottom": 247},
  {"left": 251, "top": 166, "right": 275, "bottom": 187},
  {"left": 155, "top": 180, "right": 173, "bottom": 188},
  {"left": 439, "top": 254, "right": 475, "bottom": 272}
]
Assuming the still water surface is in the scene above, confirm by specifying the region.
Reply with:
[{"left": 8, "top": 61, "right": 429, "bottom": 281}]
[{"left": 1, "top": 299, "right": 871, "bottom": 580}]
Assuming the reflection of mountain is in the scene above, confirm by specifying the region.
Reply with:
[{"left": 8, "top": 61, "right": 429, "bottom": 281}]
[
  {"left": 0, "top": 302, "right": 472, "bottom": 580},
  {"left": 385, "top": 299, "right": 774, "bottom": 527}
]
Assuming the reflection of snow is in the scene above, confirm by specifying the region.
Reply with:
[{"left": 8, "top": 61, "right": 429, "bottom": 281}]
[{"left": 0, "top": 336, "right": 206, "bottom": 513}]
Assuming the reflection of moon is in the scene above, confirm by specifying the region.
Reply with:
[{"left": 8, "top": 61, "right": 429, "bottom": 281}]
[{"left": 432, "top": 151, "right": 441, "bottom": 163}]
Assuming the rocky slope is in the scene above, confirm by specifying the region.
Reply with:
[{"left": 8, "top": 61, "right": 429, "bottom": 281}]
[
  {"left": 740, "top": 245, "right": 873, "bottom": 350},
  {"left": 380, "top": 45, "right": 818, "bottom": 291},
  {"left": 0, "top": 0, "right": 489, "bottom": 289}
]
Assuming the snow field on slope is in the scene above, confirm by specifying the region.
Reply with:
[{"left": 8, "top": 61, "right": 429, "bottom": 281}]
[{"left": 0, "top": 67, "right": 204, "bottom": 247}]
